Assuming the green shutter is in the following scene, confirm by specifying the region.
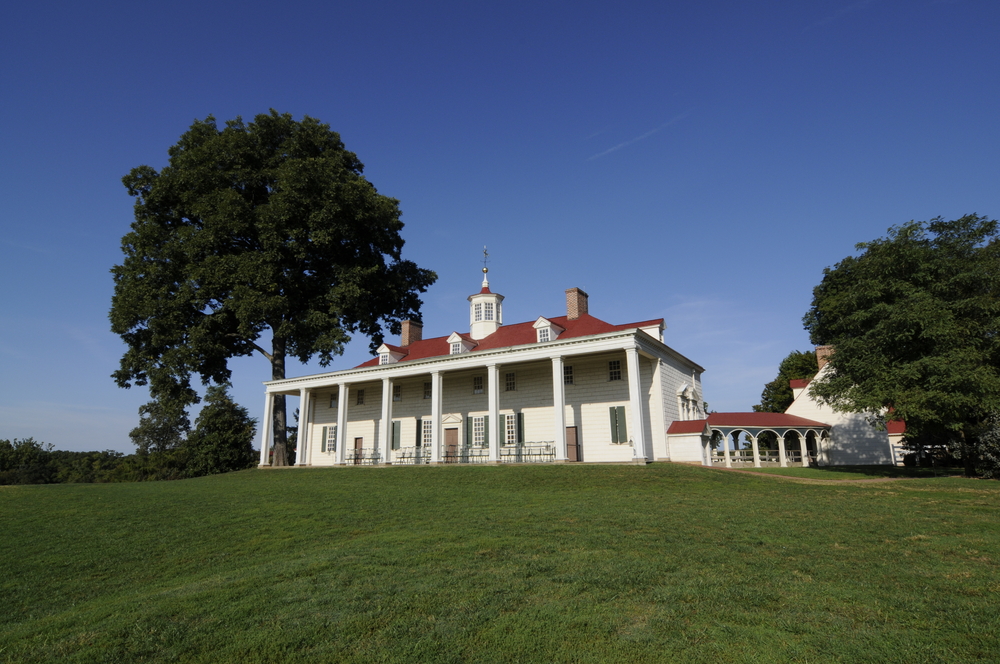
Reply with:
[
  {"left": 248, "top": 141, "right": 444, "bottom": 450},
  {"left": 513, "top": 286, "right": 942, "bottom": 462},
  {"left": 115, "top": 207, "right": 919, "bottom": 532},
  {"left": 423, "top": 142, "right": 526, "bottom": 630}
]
[
  {"left": 484, "top": 415, "right": 489, "bottom": 448},
  {"left": 517, "top": 412, "right": 524, "bottom": 443},
  {"left": 321, "top": 426, "right": 328, "bottom": 453},
  {"left": 466, "top": 417, "right": 472, "bottom": 447},
  {"left": 609, "top": 407, "right": 619, "bottom": 444},
  {"left": 392, "top": 421, "right": 401, "bottom": 450},
  {"left": 617, "top": 406, "right": 628, "bottom": 442},
  {"left": 416, "top": 419, "right": 422, "bottom": 447}
]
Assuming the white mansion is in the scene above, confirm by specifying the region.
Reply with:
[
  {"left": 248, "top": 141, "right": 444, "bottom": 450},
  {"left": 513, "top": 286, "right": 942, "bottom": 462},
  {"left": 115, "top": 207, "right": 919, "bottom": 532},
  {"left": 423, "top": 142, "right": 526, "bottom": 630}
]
[
  {"left": 259, "top": 275, "right": 898, "bottom": 468},
  {"left": 259, "top": 274, "right": 709, "bottom": 466}
]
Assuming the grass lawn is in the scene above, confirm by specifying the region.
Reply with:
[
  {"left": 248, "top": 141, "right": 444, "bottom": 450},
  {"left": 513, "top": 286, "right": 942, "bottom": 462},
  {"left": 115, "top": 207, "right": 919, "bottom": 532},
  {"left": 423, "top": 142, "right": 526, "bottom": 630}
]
[{"left": 2, "top": 464, "right": 998, "bottom": 663}]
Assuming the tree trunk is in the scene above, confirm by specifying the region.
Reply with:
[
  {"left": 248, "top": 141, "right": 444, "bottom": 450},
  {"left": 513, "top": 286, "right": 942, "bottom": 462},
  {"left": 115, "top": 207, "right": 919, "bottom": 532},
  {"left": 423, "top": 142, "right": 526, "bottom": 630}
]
[
  {"left": 960, "top": 429, "right": 975, "bottom": 478},
  {"left": 270, "top": 336, "right": 289, "bottom": 467}
]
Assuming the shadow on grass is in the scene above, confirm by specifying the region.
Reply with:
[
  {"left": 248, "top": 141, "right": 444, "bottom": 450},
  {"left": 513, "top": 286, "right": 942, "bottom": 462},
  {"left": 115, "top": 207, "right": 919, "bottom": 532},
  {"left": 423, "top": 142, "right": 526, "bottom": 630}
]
[{"left": 734, "top": 464, "right": 965, "bottom": 479}]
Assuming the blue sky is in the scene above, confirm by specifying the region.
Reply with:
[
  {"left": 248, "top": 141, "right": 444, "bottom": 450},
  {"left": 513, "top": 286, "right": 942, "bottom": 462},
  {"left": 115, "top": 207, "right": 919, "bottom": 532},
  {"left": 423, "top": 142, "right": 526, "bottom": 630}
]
[{"left": 2, "top": 0, "right": 997, "bottom": 452}]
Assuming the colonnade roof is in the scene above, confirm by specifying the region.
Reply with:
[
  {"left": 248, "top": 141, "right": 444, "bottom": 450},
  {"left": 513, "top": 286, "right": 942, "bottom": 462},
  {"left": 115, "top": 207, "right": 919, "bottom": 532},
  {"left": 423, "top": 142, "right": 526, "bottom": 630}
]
[
  {"left": 708, "top": 412, "right": 829, "bottom": 429},
  {"left": 667, "top": 412, "right": 830, "bottom": 435}
]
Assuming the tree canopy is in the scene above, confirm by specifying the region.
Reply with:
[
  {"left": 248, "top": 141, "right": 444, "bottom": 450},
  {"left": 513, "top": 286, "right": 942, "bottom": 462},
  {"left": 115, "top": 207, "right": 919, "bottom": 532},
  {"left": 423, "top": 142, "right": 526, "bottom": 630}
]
[
  {"left": 111, "top": 111, "right": 437, "bottom": 465},
  {"left": 753, "top": 350, "right": 819, "bottom": 413},
  {"left": 803, "top": 214, "right": 1000, "bottom": 475}
]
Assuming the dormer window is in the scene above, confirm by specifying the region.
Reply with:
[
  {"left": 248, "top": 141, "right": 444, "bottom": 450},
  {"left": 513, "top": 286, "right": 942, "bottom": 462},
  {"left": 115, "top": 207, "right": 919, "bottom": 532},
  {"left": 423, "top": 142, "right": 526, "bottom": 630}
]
[
  {"left": 447, "top": 332, "right": 477, "bottom": 355},
  {"left": 376, "top": 344, "right": 405, "bottom": 364},
  {"left": 532, "top": 317, "right": 564, "bottom": 343}
]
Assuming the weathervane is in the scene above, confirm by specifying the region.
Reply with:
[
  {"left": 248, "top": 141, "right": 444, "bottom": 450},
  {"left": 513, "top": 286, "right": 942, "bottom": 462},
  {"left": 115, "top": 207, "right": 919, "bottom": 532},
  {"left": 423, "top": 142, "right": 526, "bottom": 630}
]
[{"left": 481, "top": 245, "right": 490, "bottom": 287}]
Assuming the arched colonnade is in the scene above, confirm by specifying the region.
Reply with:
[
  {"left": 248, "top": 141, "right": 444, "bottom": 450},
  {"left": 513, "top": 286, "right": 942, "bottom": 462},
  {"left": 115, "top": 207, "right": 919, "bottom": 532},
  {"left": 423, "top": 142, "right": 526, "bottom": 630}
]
[{"left": 706, "top": 425, "right": 829, "bottom": 468}]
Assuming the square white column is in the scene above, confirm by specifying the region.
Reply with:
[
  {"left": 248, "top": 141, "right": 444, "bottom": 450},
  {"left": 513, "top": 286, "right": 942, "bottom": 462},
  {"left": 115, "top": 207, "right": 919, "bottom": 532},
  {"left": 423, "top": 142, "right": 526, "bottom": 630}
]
[
  {"left": 336, "top": 383, "right": 349, "bottom": 465},
  {"left": 551, "top": 356, "right": 567, "bottom": 461},
  {"left": 259, "top": 392, "right": 274, "bottom": 466},
  {"left": 487, "top": 364, "right": 500, "bottom": 462},
  {"left": 431, "top": 371, "right": 443, "bottom": 463},
  {"left": 625, "top": 347, "right": 648, "bottom": 462},
  {"left": 381, "top": 377, "right": 393, "bottom": 463},
  {"left": 297, "top": 388, "right": 311, "bottom": 466}
]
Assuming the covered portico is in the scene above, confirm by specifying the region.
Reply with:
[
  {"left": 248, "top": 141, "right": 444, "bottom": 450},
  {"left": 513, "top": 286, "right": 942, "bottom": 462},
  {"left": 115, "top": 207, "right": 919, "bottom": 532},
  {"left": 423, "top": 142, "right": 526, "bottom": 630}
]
[
  {"left": 706, "top": 412, "right": 830, "bottom": 468},
  {"left": 258, "top": 328, "right": 669, "bottom": 467}
]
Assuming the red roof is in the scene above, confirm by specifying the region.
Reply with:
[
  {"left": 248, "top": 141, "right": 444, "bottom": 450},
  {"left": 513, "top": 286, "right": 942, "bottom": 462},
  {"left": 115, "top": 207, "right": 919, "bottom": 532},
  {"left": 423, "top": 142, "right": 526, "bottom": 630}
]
[
  {"left": 667, "top": 419, "right": 708, "bottom": 434},
  {"left": 887, "top": 420, "right": 906, "bottom": 435},
  {"left": 706, "top": 412, "right": 830, "bottom": 429},
  {"left": 789, "top": 378, "right": 811, "bottom": 389},
  {"left": 355, "top": 313, "right": 664, "bottom": 368}
]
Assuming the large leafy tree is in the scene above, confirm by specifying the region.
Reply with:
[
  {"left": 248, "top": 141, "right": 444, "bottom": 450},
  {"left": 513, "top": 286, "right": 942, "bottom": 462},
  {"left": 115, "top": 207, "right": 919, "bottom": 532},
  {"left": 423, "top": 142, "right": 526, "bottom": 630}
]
[
  {"left": 111, "top": 111, "right": 437, "bottom": 466},
  {"left": 753, "top": 350, "right": 819, "bottom": 413},
  {"left": 803, "top": 214, "right": 1000, "bottom": 476}
]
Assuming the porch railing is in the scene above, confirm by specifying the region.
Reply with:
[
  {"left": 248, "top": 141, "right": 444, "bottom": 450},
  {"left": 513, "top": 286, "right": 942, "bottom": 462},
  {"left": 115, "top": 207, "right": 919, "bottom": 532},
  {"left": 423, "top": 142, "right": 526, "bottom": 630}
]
[
  {"left": 442, "top": 447, "right": 491, "bottom": 464},
  {"left": 345, "top": 448, "right": 382, "bottom": 465},
  {"left": 499, "top": 442, "right": 556, "bottom": 463},
  {"left": 711, "top": 450, "right": 817, "bottom": 466},
  {"left": 392, "top": 446, "right": 432, "bottom": 465}
]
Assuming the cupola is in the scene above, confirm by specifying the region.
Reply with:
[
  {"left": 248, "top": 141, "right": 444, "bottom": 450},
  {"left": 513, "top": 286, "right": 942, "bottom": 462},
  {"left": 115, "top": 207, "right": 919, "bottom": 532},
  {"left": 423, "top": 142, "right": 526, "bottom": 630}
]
[{"left": 468, "top": 266, "right": 504, "bottom": 340}]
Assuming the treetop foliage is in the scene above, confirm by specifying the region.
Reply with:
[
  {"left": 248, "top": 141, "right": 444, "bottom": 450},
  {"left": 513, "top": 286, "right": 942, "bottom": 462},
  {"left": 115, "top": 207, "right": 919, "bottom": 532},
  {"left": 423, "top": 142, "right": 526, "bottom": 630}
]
[
  {"left": 111, "top": 111, "right": 436, "bottom": 463},
  {"left": 804, "top": 214, "right": 1000, "bottom": 444},
  {"left": 753, "top": 350, "right": 819, "bottom": 413}
]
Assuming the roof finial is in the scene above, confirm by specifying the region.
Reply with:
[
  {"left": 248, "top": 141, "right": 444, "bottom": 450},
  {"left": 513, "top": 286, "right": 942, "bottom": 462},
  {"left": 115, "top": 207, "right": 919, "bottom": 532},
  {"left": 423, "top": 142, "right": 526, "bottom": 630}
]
[{"left": 481, "top": 245, "right": 490, "bottom": 287}]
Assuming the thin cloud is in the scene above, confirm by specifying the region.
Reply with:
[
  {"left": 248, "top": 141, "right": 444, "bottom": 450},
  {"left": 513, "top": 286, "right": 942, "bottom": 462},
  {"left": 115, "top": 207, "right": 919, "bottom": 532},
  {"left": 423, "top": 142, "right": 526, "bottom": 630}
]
[
  {"left": 587, "top": 109, "right": 695, "bottom": 161},
  {"left": 803, "top": 0, "right": 878, "bottom": 31}
]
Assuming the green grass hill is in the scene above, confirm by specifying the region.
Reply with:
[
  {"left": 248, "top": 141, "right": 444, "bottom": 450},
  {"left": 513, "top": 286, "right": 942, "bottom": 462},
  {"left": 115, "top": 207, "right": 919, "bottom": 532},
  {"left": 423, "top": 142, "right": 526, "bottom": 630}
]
[{"left": 2, "top": 464, "right": 998, "bottom": 663}]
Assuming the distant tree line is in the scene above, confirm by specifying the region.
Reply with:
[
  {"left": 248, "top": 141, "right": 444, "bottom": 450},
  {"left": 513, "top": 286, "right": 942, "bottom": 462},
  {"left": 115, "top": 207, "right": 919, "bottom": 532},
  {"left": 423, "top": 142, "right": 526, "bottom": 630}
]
[{"left": 1, "top": 385, "right": 257, "bottom": 485}]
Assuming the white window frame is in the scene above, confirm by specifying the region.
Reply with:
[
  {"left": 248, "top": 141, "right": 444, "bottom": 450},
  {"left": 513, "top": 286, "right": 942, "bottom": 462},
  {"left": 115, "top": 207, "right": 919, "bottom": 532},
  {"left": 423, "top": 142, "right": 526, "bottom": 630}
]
[
  {"left": 609, "top": 360, "right": 622, "bottom": 381},
  {"left": 330, "top": 393, "right": 338, "bottom": 408},
  {"left": 356, "top": 389, "right": 365, "bottom": 405},
  {"left": 326, "top": 425, "right": 338, "bottom": 454},
  {"left": 423, "top": 382, "right": 432, "bottom": 399},
  {"left": 484, "top": 301, "right": 494, "bottom": 321},
  {"left": 505, "top": 414, "right": 517, "bottom": 446},
  {"left": 451, "top": 342, "right": 462, "bottom": 355},
  {"left": 473, "top": 416, "right": 485, "bottom": 447},
  {"left": 474, "top": 303, "right": 483, "bottom": 322},
  {"left": 538, "top": 328, "right": 550, "bottom": 343},
  {"left": 379, "top": 353, "right": 390, "bottom": 365},
  {"left": 564, "top": 365, "right": 574, "bottom": 385},
  {"left": 422, "top": 419, "right": 433, "bottom": 447},
  {"left": 505, "top": 372, "right": 516, "bottom": 392},
  {"left": 393, "top": 385, "right": 402, "bottom": 402},
  {"left": 473, "top": 376, "right": 484, "bottom": 394}
]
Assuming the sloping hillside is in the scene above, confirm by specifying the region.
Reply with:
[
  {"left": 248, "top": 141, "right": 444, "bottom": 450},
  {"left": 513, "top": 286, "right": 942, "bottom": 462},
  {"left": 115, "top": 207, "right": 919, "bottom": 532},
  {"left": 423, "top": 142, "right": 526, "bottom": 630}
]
[{"left": 2, "top": 465, "right": 998, "bottom": 663}]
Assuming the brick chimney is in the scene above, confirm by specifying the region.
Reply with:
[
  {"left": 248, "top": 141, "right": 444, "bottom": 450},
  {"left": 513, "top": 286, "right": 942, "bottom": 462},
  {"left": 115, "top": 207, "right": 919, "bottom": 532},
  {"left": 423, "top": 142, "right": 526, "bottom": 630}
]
[
  {"left": 566, "top": 288, "right": 589, "bottom": 320},
  {"left": 401, "top": 320, "right": 422, "bottom": 347},
  {"left": 816, "top": 345, "right": 834, "bottom": 370}
]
